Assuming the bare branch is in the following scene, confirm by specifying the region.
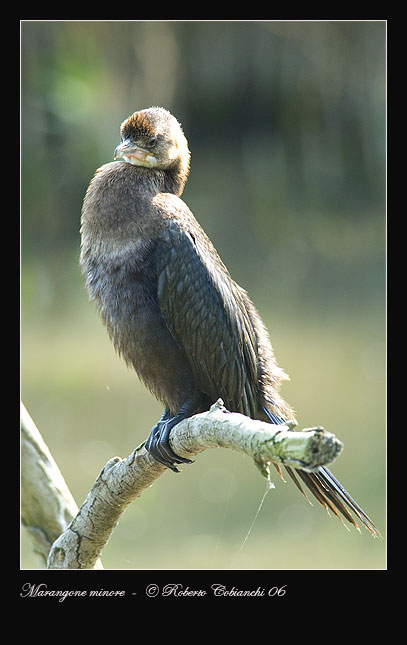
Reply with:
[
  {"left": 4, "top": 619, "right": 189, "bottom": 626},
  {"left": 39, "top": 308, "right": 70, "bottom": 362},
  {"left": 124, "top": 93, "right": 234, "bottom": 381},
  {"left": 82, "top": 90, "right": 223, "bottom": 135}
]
[
  {"left": 21, "top": 403, "right": 104, "bottom": 568},
  {"left": 46, "top": 399, "right": 343, "bottom": 569},
  {"left": 21, "top": 402, "right": 76, "bottom": 564}
]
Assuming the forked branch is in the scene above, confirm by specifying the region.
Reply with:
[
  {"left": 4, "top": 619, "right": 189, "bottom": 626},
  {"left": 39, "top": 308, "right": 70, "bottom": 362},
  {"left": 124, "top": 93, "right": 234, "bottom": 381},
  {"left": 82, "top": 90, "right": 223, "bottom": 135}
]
[{"left": 42, "top": 399, "right": 342, "bottom": 569}]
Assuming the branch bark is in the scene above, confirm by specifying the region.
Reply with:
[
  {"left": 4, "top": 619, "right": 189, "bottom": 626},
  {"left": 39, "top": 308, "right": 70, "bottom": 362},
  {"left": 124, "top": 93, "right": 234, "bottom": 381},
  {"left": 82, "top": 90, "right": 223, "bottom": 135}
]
[
  {"left": 20, "top": 403, "right": 103, "bottom": 568},
  {"left": 45, "top": 399, "right": 343, "bottom": 570}
]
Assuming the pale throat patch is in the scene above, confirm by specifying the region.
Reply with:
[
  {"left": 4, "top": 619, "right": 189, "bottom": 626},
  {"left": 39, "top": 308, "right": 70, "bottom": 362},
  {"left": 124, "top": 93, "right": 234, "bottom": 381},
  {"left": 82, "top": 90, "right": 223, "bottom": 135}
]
[
  {"left": 166, "top": 143, "right": 179, "bottom": 161},
  {"left": 123, "top": 153, "right": 158, "bottom": 168},
  {"left": 123, "top": 143, "right": 178, "bottom": 168}
]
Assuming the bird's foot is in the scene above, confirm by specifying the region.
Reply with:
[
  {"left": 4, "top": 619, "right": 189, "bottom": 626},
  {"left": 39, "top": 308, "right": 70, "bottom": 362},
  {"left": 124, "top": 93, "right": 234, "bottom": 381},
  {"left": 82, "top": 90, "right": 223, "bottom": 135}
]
[{"left": 145, "top": 417, "right": 194, "bottom": 472}]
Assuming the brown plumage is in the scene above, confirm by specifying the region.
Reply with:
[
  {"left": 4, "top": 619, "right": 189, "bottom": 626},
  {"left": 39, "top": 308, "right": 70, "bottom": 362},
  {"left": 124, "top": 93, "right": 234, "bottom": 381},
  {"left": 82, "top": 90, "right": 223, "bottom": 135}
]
[{"left": 80, "top": 106, "right": 381, "bottom": 538}]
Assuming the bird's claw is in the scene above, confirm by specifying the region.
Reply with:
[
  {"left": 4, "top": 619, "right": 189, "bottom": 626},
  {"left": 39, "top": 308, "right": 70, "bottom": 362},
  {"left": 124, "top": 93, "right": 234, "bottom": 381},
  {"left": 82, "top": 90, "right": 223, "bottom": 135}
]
[{"left": 145, "top": 419, "right": 194, "bottom": 472}]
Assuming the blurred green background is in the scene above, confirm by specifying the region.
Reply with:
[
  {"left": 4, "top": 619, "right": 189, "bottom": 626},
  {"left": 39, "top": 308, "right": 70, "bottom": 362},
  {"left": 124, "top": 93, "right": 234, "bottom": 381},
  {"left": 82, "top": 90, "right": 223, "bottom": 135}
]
[{"left": 21, "top": 20, "right": 386, "bottom": 569}]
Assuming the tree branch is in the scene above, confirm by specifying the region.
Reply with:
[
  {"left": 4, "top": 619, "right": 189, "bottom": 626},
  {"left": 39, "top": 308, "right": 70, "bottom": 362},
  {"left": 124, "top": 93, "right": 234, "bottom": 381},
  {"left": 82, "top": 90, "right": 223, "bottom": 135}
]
[
  {"left": 46, "top": 399, "right": 343, "bottom": 569},
  {"left": 20, "top": 403, "right": 103, "bottom": 568}
]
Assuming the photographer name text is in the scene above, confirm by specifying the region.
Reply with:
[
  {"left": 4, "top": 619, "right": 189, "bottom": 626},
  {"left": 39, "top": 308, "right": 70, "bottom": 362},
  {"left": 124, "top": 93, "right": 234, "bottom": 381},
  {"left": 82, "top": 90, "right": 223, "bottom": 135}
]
[{"left": 21, "top": 582, "right": 287, "bottom": 601}]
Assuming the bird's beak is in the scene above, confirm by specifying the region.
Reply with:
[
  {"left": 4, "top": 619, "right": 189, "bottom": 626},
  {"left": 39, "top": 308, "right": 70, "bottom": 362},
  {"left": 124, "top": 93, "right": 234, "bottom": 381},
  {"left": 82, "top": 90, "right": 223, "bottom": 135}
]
[{"left": 114, "top": 138, "right": 156, "bottom": 166}]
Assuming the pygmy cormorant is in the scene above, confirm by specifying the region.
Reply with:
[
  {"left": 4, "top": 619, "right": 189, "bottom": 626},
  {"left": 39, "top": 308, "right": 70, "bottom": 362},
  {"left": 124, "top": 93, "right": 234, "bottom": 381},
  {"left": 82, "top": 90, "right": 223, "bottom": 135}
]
[{"left": 80, "top": 107, "right": 380, "bottom": 536}]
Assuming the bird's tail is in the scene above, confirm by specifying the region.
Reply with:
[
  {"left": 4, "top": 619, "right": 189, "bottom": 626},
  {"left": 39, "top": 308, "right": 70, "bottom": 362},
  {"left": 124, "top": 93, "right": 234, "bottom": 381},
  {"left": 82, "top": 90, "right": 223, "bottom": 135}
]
[
  {"left": 261, "top": 405, "right": 382, "bottom": 538},
  {"left": 284, "top": 465, "right": 381, "bottom": 538}
]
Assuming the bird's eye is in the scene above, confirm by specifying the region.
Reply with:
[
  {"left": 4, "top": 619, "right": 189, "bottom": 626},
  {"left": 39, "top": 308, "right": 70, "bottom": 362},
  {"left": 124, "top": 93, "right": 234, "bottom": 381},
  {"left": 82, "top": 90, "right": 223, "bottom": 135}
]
[{"left": 148, "top": 136, "right": 157, "bottom": 148}]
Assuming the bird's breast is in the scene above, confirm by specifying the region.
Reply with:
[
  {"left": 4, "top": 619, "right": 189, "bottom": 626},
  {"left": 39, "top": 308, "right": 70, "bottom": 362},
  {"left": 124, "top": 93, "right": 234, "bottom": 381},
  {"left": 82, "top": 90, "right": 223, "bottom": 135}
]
[{"left": 81, "top": 246, "right": 196, "bottom": 412}]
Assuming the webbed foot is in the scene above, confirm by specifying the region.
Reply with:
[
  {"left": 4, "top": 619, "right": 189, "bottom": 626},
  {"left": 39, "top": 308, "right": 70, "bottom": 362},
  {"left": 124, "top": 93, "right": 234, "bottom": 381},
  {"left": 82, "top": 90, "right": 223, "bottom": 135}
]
[{"left": 145, "top": 410, "right": 194, "bottom": 472}]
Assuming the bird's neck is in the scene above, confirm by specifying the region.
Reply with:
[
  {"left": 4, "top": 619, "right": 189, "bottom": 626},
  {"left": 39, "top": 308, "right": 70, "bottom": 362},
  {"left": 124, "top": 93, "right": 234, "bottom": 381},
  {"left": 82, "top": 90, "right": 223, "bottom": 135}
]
[
  {"left": 114, "top": 151, "right": 190, "bottom": 197},
  {"left": 156, "top": 157, "right": 189, "bottom": 196},
  {"left": 80, "top": 159, "right": 190, "bottom": 263}
]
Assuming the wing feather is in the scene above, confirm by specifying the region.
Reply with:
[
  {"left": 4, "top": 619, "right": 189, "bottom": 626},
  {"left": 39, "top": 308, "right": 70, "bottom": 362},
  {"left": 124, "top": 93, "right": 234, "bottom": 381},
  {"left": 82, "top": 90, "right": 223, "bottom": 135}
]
[{"left": 156, "top": 219, "right": 258, "bottom": 416}]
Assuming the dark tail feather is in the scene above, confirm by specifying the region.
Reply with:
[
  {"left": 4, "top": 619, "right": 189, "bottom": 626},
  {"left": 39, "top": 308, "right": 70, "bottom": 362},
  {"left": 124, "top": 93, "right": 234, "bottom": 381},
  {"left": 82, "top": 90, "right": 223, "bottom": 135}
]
[
  {"left": 289, "top": 467, "right": 381, "bottom": 538},
  {"left": 260, "top": 405, "right": 382, "bottom": 538},
  {"left": 285, "top": 466, "right": 312, "bottom": 501}
]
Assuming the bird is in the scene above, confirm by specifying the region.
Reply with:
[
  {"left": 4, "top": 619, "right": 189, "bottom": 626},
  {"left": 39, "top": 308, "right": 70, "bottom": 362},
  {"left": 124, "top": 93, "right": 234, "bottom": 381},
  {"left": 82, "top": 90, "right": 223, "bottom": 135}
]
[{"left": 80, "top": 106, "right": 381, "bottom": 537}]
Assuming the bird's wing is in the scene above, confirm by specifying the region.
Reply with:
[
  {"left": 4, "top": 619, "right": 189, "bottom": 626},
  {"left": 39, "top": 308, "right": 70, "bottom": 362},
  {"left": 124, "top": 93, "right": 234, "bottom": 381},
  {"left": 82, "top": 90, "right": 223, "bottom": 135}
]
[{"left": 155, "top": 218, "right": 259, "bottom": 417}]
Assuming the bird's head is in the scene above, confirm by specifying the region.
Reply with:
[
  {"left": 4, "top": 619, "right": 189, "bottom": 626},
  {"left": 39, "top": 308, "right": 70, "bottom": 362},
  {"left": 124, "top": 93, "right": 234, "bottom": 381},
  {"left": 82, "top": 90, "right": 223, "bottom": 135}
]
[{"left": 114, "top": 107, "right": 190, "bottom": 174}]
